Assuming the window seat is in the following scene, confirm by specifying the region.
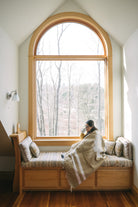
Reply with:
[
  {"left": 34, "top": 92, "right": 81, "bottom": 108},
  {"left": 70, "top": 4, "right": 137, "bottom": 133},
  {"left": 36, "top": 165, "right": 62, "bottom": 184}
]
[
  {"left": 21, "top": 152, "right": 133, "bottom": 168},
  {"left": 10, "top": 131, "right": 133, "bottom": 193}
]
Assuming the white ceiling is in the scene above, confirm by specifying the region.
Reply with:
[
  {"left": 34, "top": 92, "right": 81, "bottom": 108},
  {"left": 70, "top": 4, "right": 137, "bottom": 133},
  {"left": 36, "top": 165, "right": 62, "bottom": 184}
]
[
  {"left": 0, "top": 0, "right": 137, "bottom": 46},
  {"left": 75, "top": 0, "right": 138, "bottom": 45},
  {"left": 0, "top": 0, "right": 66, "bottom": 45}
]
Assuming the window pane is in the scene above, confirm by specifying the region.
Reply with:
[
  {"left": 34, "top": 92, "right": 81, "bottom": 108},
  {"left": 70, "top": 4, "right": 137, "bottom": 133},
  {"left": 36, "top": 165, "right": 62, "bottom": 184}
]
[
  {"left": 36, "top": 23, "right": 104, "bottom": 55},
  {"left": 36, "top": 61, "right": 105, "bottom": 136}
]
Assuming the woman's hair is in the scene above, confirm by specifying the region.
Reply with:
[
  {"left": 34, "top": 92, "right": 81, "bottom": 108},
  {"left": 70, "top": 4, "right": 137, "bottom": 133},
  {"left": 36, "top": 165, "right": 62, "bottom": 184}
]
[
  {"left": 86, "top": 120, "right": 97, "bottom": 133},
  {"left": 86, "top": 120, "right": 94, "bottom": 127}
]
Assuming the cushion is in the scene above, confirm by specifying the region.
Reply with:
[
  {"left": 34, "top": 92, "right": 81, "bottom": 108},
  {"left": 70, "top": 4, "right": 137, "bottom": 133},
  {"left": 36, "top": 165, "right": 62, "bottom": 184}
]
[
  {"left": 19, "top": 136, "right": 32, "bottom": 162},
  {"left": 22, "top": 152, "right": 64, "bottom": 168},
  {"left": 117, "top": 137, "right": 132, "bottom": 160},
  {"left": 104, "top": 140, "right": 116, "bottom": 155},
  {"left": 101, "top": 155, "right": 133, "bottom": 167},
  {"left": 115, "top": 140, "right": 123, "bottom": 157},
  {"left": 30, "top": 142, "right": 40, "bottom": 158},
  {"left": 21, "top": 152, "right": 133, "bottom": 168}
]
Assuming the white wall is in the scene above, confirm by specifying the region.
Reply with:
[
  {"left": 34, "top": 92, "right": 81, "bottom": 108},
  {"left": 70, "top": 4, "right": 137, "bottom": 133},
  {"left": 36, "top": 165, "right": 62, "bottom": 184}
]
[
  {"left": 0, "top": 26, "right": 18, "bottom": 134},
  {"left": 52, "top": 0, "right": 87, "bottom": 15},
  {"left": 123, "top": 29, "right": 138, "bottom": 188},
  {"left": 19, "top": 1, "right": 122, "bottom": 140},
  {"left": 111, "top": 36, "right": 122, "bottom": 137},
  {"left": 0, "top": 26, "right": 18, "bottom": 171},
  {"left": 19, "top": 36, "right": 31, "bottom": 131}
]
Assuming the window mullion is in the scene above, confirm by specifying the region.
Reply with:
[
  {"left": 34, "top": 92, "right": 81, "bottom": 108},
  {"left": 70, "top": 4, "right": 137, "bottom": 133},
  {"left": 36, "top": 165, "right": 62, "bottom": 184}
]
[{"left": 34, "top": 55, "right": 106, "bottom": 61}]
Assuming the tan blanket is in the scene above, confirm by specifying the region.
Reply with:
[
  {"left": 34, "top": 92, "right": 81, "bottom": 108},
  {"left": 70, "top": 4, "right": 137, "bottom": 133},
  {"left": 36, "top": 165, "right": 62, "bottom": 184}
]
[{"left": 64, "top": 130, "right": 106, "bottom": 188}]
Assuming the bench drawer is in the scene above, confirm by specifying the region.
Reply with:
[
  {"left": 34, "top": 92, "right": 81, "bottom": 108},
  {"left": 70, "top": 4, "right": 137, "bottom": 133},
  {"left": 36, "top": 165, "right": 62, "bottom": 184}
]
[
  {"left": 60, "top": 170, "right": 70, "bottom": 189},
  {"left": 76, "top": 173, "right": 95, "bottom": 190},
  {"left": 96, "top": 168, "right": 132, "bottom": 189},
  {"left": 23, "top": 169, "right": 59, "bottom": 189},
  {"left": 60, "top": 170, "right": 95, "bottom": 190}
]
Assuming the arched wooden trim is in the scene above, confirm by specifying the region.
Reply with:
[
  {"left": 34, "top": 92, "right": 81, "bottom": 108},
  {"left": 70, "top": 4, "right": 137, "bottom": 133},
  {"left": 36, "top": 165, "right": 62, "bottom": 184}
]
[
  {"left": 29, "top": 12, "right": 112, "bottom": 57},
  {"left": 29, "top": 12, "right": 113, "bottom": 141}
]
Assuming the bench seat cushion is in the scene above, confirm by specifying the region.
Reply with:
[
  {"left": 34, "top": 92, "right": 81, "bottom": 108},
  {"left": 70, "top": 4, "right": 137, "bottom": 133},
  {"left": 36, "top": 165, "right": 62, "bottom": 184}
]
[
  {"left": 21, "top": 152, "right": 133, "bottom": 168},
  {"left": 22, "top": 152, "right": 64, "bottom": 168},
  {"left": 101, "top": 155, "right": 132, "bottom": 167}
]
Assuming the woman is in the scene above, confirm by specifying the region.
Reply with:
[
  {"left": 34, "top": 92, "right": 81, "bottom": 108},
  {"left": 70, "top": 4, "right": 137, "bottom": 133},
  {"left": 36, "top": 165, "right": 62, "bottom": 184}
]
[{"left": 62, "top": 120, "right": 106, "bottom": 189}]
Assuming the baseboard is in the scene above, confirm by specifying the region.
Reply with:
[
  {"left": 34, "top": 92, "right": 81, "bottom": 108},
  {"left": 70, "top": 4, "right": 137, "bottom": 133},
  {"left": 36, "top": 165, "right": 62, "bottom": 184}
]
[
  {"left": 131, "top": 184, "right": 138, "bottom": 196},
  {"left": 0, "top": 171, "right": 14, "bottom": 181}
]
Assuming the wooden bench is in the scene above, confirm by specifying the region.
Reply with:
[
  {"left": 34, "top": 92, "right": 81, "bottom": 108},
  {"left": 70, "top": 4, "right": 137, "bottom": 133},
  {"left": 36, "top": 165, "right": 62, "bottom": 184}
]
[{"left": 10, "top": 131, "right": 133, "bottom": 193}]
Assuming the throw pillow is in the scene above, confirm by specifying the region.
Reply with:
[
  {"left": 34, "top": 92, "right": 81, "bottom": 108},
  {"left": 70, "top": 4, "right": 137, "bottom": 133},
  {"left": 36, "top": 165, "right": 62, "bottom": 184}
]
[
  {"left": 30, "top": 142, "right": 40, "bottom": 158},
  {"left": 19, "top": 136, "right": 32, "bottom": 162},
  {"left": 104, "top": 140, "right": 116, "bottom": 155},
  {"left": 115, "top": 140, "right": 123, "bottom": 157},
  {"left": 117, "top": 137, "right": 132, "bottom": 160}
]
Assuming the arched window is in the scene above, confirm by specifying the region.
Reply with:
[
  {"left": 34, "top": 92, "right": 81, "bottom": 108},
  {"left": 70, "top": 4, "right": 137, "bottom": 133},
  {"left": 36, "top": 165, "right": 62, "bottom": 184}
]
[{"left": 29, "top": 12, "right": 113, "bottom": 142}]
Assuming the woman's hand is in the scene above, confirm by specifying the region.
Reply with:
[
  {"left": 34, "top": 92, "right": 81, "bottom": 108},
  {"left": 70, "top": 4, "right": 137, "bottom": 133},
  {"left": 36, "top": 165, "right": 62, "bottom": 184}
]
[{"left": 81, "top": 127, "right": 86, "bottom": 133}]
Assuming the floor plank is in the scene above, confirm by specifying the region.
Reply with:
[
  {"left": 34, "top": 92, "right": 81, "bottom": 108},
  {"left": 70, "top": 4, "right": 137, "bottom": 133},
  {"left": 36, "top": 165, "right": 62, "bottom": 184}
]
[
  {"left": 19, "top": 192, "right": 50, "bottom": 207},
  {"left": 121, "top": 191, "right": 138, "bottom": 207},
  {"left": 18, "top": 191, "right": 138, "bottom": 207},
  {"left": 0, "top": 188, "right": 138, "bottom": 207},
  {"left": 104, "top": 191, "right": 127, "bottom": 207}
]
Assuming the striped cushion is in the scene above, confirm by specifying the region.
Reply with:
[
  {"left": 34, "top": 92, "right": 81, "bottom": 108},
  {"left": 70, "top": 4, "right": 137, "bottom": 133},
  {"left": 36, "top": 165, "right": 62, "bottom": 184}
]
[
  {"left": 19, "top": 136, "right": 32, "bottom": 162},
  {"left": 30, "top": 142, "right": 40, "bottom": 157},
  {"left": 117, "top": 137, "right": 133, "bottom": 160},
  {"left": 101, "top": 155, "right": 132, "bottom": 167},
  {"left": 22, "top": 152, "right": 64, "bottom": 168},
  {"left": 115, "top": 140, "right": 123, "bottom": 157},
  {"left": 117, "top": 137, "right": 132, "bottom": 160},
  {"left": 21, "top": 152, "right": 132, "bottom": 168},
  {"left": 104, "top": 140, "right": 116, "bottom": 155}
]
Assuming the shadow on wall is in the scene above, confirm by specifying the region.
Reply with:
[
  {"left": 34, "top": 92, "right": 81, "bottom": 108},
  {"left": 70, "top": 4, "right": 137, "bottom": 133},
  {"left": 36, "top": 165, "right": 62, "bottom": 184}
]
[
  {"left": 123, "top": 30, "right": 138, "bottom": 187},
  {"left": 0, "top": 121, "right": 14, "bottom": 156}
]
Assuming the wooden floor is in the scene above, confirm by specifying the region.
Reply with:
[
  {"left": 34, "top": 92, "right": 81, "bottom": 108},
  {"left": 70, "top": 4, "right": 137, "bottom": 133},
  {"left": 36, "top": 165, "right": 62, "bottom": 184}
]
[
  {"left": 17, "top": 191, "right": 138, "bottom": 207},
  {"left": 0, "top": 181, "right": 138, "bottom": 207}
]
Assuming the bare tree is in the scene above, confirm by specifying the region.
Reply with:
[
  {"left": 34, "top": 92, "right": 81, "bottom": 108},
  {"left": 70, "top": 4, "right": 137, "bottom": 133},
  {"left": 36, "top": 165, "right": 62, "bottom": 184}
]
[
  {"left": 54, "top": 24, "right": 70, "bottom": 135},
  {"left": 36, "top": 61, "right": 46, "bottom": 136},
  {"left": 37, "top": 23, "right": 71, "bottom": 136},
  {"left": 54, "top": 61, "right": 62, "bottom": 135},
  {"left": 76, "top": 74, "right": 82, "bottom": 134},
  {"left": 45, "top": 82, "right": 51, "bottom": 135},
  {"left": 67, "top": 64, "right": 73, "bottom": 135},
  {"left": 50, "top": 67, "right": 57, "bottom": 136}
]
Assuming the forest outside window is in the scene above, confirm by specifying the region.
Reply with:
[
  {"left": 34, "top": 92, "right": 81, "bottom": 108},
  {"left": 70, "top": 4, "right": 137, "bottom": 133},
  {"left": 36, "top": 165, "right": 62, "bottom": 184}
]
[
  {"left": 36, "top": 60, "right": 105, "bottom": 137},
  {"left": 29, "top": 13, "right": 113, "bottom": 141}
]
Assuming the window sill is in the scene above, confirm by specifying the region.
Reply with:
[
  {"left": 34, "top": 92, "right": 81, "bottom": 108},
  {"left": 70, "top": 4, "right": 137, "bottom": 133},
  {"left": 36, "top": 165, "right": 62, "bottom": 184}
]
[
  {"left": 34, "top": 138, "right": 81, "bottom": 146},
  {"left": 34, "top": 136, "right": 108, "bottom": 146}
]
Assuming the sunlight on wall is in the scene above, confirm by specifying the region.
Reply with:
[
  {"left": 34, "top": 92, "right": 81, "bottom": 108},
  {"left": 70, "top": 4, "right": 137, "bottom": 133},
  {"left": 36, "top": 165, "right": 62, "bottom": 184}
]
[
  {"left": 123, "top": 49, "right": 132, "bottom": 141},
  {"left": 123, "top": 78, "right": 132, "bottom": 140},
  {"left": 123, "top": 29, "right": 138, "bottom": 188}
]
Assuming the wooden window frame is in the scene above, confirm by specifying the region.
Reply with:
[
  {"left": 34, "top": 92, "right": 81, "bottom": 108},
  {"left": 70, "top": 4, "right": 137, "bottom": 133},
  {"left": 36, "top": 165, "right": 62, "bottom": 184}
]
[{"left": 28, "top": 12, "right": 113, "bottom": 145}]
